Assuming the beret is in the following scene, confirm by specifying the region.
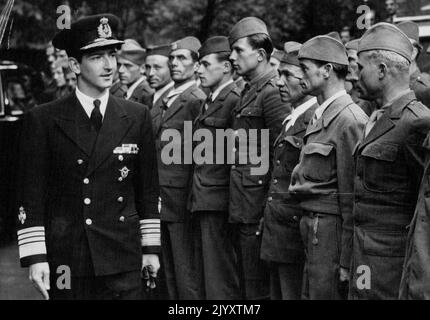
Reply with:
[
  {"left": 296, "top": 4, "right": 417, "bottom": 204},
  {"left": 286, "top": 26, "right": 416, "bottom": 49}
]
[
  {"left": 345, "top": 39, "right": 359, "bottom": 51},
  {"left": 280, "top": 51, "right": 300, "bottom": 67},
  {"left": 52, "top": 14, "right": 124, "bottom": 57},
  {"left": 358, "top": 22, "right": 413, "bottom": 62},
  {"left": 299, "top": 35, "right": 348, "bottom": 66},
  {"left": 228, "top": 17, "right": 269, "bottom": 45},
  {"left": 327, "top": 31, "right": 342, "bottom": 42},
  {"left": 199, "top": 36, "right": 231, "bottom": 58},
  {"left": 171, "top": 36, "right": 201, "bottom": 55},
  {"left": 284, "top": 41, "right": 302, "bottom": 53},
  {"left": 271, "top": 48, "right": 284, "bottom": 61},
  {"left": 397, "top": 21, "right": 423, "bottom": 50},
  {"left": 146, "top": 44, "right": 171, "bottom": 58},
  {"left": 117, "top": 39, "right": 146, "bottom": 65}
]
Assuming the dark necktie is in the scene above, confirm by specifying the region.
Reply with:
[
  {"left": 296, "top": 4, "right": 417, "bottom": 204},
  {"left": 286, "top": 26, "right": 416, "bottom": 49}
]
[
  {"left": 90, "top": 99, "right": 103, "bottom": 132},
  {"left": 204, "top": 93, "right": 213, "bottom": 112}
]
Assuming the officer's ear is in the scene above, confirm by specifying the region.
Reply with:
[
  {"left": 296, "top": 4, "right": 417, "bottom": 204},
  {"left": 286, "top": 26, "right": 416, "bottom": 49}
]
[
  {"left": 322, "top": 63, "right": 333, "bottom": 79},
  {"left": 256, "top": 48, "right": 267, "bottom": 63},
  {"left": 69, "top": 57, "right": 81, "bottom": 75},
  {"left": 223, "top": 60, "right": 233, "bottom": 74},
  {"left": 377, "top": 62, "right": 388, "bottom": 80}
]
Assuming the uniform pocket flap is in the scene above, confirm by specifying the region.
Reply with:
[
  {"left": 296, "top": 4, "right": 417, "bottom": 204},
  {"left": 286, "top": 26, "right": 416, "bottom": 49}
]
[
  {"left": 284, "top": 136, "right": 303, "bottom": 149},
  {"left": 363, "top": 229, "right": 407, "bottom": 257},
  {"left": 242, "top": 173, "right": 268, "bottom": 187},
  {"left": 159, "top": 169, "right": 189, "bottom": 188},
  {"left": 362, "top": 143, "right": 398, "bottom": 162},
  {"left": 242, "top": 107, "right": 262, "bottom": 117},
  {"left": 203, "top": 117, "right": 229, "bottom": 128},
  {"left": 303, "top": 142, "right": 334, "bottom": 156}
]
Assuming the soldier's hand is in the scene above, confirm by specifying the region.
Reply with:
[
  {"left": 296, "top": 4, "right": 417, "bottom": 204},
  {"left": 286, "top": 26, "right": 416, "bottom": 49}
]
[
  {"left": 339, "top": 267, "right": 350, "bottom": 282},
  {"left": 256, "top": 217, "right": 264, "bottom": 236},
  {"left": 142, "top": 254, "right": 160, "bottom": 279},
  {"left": 29, "top": 262, "right": 50, "bottom": 300}
]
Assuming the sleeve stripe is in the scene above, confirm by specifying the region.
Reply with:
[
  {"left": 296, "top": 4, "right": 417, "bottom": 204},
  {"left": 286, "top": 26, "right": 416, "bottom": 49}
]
[
  {"left": 141, "top": 238, "right": 161, "bottom": 247},
  {"left": 139, "top": 219, "right": 160, "bottom": 225},
  {"left": 18, "top": 232, "right": 45, "bottom": 241},
  {"left": 17, "top": 226, "right": 45, "bottom": 236},
  {"left": 19, "top": 241, "right": 47, "bottom": 259},
  {"left": 18, "top": 237, "right": 46, "bottom": 246}
]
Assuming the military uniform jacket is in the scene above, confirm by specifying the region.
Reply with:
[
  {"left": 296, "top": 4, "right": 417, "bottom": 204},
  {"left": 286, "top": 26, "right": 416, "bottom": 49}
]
[
  {"left": 112, "top": 79, "right": 154, "bottom": 107},
  {"left": 400, "top": 134, "right": 430, "bottom": 300},
  {"left": 410, "top": 70, "right": 430, "bottom": 109},
  {"left": 189, "top": 82, "right": 241, "bottom": 213},
  {"left": 261, "top": 101, "right": 318, "bottom": 264},
  {"left": 149, "top": 85, "right": 174, "bottom": 116},
  {"left": 16, "top": 93, "right": 160, "bottom": 277},
  {"left": 229, "top": 68, "right": 290, "bottom": 224},
  {"left": 289, "top": 94, "right": 368, "bottom": 269},
  {"left": 350, "top": 91, "right": 430, "bottom": 299},
  {"left": 152, "top": 83, "right": 205, "bottom": 222}
]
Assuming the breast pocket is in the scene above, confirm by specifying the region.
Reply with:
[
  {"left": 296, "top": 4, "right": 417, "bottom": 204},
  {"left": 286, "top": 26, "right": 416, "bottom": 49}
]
[
  {"left": 281, "top": 136, "right": 303, "bottom": 172},
  {"left": 302, "top": 142, "right": 335, "bottom": 182},
  {"left": 361, "top": 143, "right": 401, "bottom": 193},
  {"left": 203, "top": 117, "right": 229, "bottom": 128}
]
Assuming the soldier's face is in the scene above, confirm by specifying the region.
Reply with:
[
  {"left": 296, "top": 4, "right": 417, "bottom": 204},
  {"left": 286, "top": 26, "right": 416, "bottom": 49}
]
[
  {"left": 169, "top": 49, "right": 198, "bottom": 83},
  {"left": 386, "top": 0, "right": 397, "bottom": 15},
  {"left": 277, "top": 63, "right": 305, "bottom": 103},
  {"left": 197, "top": 53, "right": 228, "bottom": 90},
  {"left": 65, "top": 72, "right": 77, "bottom": 90},
  {"left": 76, "top": 48, "right": 117, "bottom": 94},
  {"left": 299, "top": 59, "right": 325, "bottom": 96},
  {"left": 230, "top": 37, "right": 260, "bottom": 77},
  {"left": 347, "top": 49, "right": 359, "bottom": 82},
  {"left": 145, "top": 55, "right": 171, "bottom": 90},
  {"left": 52, "top": 67, "right": 66, "bottom": 87},
  {"left": 270, "top": 57, "right": 280, "bottom": 71},
  {"left": 117, "top": 57, "right": 141, "bottom": 85},
  {"left": 357, "top": 52, "right": 381, "bottom": 100}
]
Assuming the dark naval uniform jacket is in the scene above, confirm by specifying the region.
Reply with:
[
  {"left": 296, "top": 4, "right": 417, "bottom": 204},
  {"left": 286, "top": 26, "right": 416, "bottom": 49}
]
[
  {"left": 189, "top": 81, "right": 241, "bottom": 213},
  {"left": 229, "top": 68, "right": 290, "bottom": 224},
  {"left": 261, "top": 100, "right": 318, "bottom": 264},
  {"left": 350, "top": 91, "right": 430, "bottom": 300},
  {"left": 16, "top": 93, "right": 160, "bottom": 277},
  {"left": 152, "top": 82, "right": 205, "bottom": 222}
]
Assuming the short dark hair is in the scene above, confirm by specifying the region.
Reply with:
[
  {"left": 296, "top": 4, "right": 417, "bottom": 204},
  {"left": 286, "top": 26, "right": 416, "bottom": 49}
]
[
  {"left": 246, "top": 33, "right": 273, "bottom": 61},
  {"left": 214, "top": 51, "right": 234, "bottom": 74},
  {"left": 314, "top": 59, "right": 348, "bottom": 79}
]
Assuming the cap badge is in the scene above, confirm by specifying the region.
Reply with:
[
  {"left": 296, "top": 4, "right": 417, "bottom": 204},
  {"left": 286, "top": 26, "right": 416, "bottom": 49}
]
[
  {"left": 171, "top": 42, "right": 178, "bottom": 51},
  {"left": 98, "top": 17, "right": 112, "bottom": 39}
]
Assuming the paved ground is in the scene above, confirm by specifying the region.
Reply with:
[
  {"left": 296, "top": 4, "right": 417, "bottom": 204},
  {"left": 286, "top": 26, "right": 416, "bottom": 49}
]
[{"left": 0, "top": 242, "right": 41, "bottom": 300}]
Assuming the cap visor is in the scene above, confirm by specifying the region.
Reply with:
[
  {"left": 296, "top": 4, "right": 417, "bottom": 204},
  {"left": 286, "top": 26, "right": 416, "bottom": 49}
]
[{"left": 80, "top": 39, "right": 124, "bottom": 51}]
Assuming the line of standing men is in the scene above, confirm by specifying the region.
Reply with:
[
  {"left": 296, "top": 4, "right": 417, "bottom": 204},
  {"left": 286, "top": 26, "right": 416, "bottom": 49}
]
[{"left": 16, "top": 12, "right": 430, "bottom": 300}]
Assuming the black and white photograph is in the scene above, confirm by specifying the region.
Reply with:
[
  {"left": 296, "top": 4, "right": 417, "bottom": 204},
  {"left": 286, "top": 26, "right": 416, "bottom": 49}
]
[{"left": 0, "top": 0, "right": 430, "bottom": 307}]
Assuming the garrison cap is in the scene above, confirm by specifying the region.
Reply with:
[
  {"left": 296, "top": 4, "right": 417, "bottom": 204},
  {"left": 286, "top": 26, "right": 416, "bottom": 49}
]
[
  {"left": 171, "top": 36, "right": 201, "bottom": 55},
  {"left": 146, "top": 44, "right": 171, "bottom": 58},
  {"left": 358, "top": 22, "right": 413, "bottom": 62},
  {"left": 228, "top": 17, "right": 269, "bottom": 45},
  {"left": 284, "top": 41, "right": 302, "bottom": 53},
  {"left": 298, "top": 35, "right": 348, "bottom": 66},
  {"left": 271, "top": 48, "right": 284, "bottom": 61},
  {"left": 327, "top": 31, "right": 342, "bottom": 42},
  {"left": 280, "top": 50, "right": 301, "bottom": 67},
  {"left": 199, "top": 36, "right": 231, "bottom": 58},
  {"left": 397, "top": 21, "right": 423, "bottom": 50},
  {"left": 52, "top": 14, "right": 124, "bottom": 57},
  {"left": 117, "top": 39, "right": 146, "bottom": 66},
  {"left": 345, "top": 39, "right": 359, "bottom": 51}
]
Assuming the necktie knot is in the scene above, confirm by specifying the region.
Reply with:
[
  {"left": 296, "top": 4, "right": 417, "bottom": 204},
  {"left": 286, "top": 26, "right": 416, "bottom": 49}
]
[{"left": 93, "top": 99, "right": 101, "bottom": 109}]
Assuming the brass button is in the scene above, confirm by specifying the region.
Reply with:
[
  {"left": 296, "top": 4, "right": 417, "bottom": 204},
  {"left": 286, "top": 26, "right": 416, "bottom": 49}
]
[
  {"left": 293, "top": 216, "right": 299, "bottom": 221},
  {"left": 276, "top": 160, "right": 281, "bottom": 165},
  {"left": 77, "top": 159, "right": 84, "bottom": 165},
  {"left": 273, "top": 179, "right": 278, "bottom": 184},
  {"left": 83, "top": 178, "right": 90, "bottom": 185},
  {"left": 268, "top": 196, "right": 273, "bottom": 202},
  {"left": 118, "top": 155, "right": 124, "bottom": 161},
  {"left": 84, "top": 198, "right": 91, "bottom": 205},
  {"left": 118, "top": 177, "right": 123, "bottom": 182},
  {"left": 85, "top": 218, "right": 92, "bottom": 225},
  {"left": 258, "top": 180, "right": 263, "bottom": 185},
  {"left": 117, "top": 196, "right": 124, "bottom": 203},
  {"left": 279, "top": 144, "right": 284, "bottom": 148},
  {"left": 236, "top": 114, "right": 241, "bottom": 118},
  {"left": 119, "top": 216, "right": 125, "bottom": 222},
  {"left": 232, "top": 165, "right": 236, "bottom": 169}
]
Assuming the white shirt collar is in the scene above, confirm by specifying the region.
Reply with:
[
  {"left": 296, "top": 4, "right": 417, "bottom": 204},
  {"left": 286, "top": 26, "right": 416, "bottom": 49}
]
[
  {"left": 153, "top": 81, "right": 174, "bottom": 105},
  {"left": 210, "top": 79, "right": 234, "bottom": 102},
  {"left": 283, "top": 97, "right": 318, "bottom": 130},
  {"left": 125, "top": 76, "right": 146, "bottom": 100},
  {"left": 314, "top": 89, "right": 347, "bottom": 120},
  {"left": 165, "top": 80, "right": 196, "bottom": 107},
  {"left": 75, "top": 86, "right": 109, "bottom": 119}
]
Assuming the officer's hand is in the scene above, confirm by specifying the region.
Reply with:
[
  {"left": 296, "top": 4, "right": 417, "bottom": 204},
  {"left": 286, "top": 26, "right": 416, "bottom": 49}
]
[
  {"left": 339, "top": 267, "right": 350, "bottom": 282},
  {"left": 29, "top": 262, "right": 50, "bottom": 300},
  {"left": 142, "top": 254, "right": 160, "bottom": 279},
  {"left": 256, "top": 217, "right": 264, "bottom": 236}
]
